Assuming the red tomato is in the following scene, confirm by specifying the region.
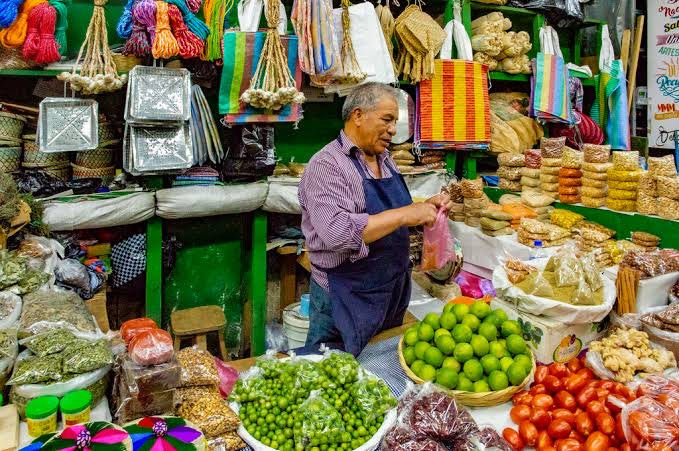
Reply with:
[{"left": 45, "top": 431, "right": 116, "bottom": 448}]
[
  {"left": 503, "top": 428, "right": 525, "bottom": 451},
  {"left": 537, "top": 431, "right": 553, "bottom": 449},
  {"left": 556, "top": 391, "right": 577, "bottom": 411},
  {"left": 570, "top": 429, "right": 585, "bottom": 441},
  {"left": 614, "top": 414, "right": 626, "bottom": 442},
  {"left": 575, "top": 412, "right": 595, "bottom": 436},
  {"left": 598, "top": 381, "right": 615, "bottom": 391},
  {"left": 620, "top": 444, "right": 631, "bottom": 451},
  {"left": 513, "top": 391, "right": 534, "bottom": 406},
  {"left": 535, "top": 365, "right": 550, "bottom": 384},
  {"left": 511, "top": 405, "right": 533, "bottom": 424},
  {"left": 565, "top": 375, "right": 588, "bottom": 393},
  {"left": 615, "top": 384, "right": 635, "bottom": 402},
  {"left": 544, "top": 375, "right": 564, "bottom": 393},
  {"left": 566, "top": 358, "right": 582, "bottom": 373},
  {"left": 532, "top": 408, "right": 552, "bottom": 430},
  {"left": 583, "top": 380, "right": 600, "bottom": 391},
  {"left": 552, "top": 409, "right": 576, "bottom": 426},
  {"left": 587, "top": 401, "right": 606, "bottom": 418},
  {"left": 550, "top": 363, "right": 569, "bottom": 378},
  {"left": 595, "top": 389, "right": 610, "bottom": 402},
  {"left": 606, "top": 396, "right": 624, "bottom": 415},
  {"left": 548, "top": 419, "right": 572, "bottom": 439},
  {"left": 577, "top": 367, "right": 594, "bottom": 379},
  {"left": 585, "top": 432, "right": 610, "bottom": 451},
  {"left": 595, "top": 413, "right": 615, "bottom": 435},
  {"left": 532, "top": 384, "right": 548, "bottom": 395},
  {"left": 533, "top": 394, "right": 555, "bottom": 410},
  {"left": 608, "top": 448, "right": 619, "bottom": 451},
  {"left": 538, "top": 447, "right": 557, "bottom": 451},
  {"left": 519, "top": 421, "right": 539, "bottom": 446},
  {"left": 576, "top": 387, "right": 597, "bottom": 408},
  {"left": 556, "top": 438, "right": 583, "bottom": 451}
]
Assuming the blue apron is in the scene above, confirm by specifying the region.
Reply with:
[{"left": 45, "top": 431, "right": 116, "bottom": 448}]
[{"left": 321, "top": 137, "right": 413, "bottom": 356}]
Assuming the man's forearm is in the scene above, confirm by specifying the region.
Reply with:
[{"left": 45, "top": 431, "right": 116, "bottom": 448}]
[{"left": 361, "top": 208, "right": 405, "bottom": 244}]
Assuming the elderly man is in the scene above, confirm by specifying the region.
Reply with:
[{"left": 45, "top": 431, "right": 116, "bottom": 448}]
[{"left": 299, "top": 82, "right": 452, "bottom": 356}]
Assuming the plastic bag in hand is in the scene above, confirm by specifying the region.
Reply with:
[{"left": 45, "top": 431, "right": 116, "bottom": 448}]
[
  {"left": 128, "top": 328, "right": 174, "bottom": 366},
  {"left": 622, "top": 395, "right": 679, "bottom": 451},
  {"left": 421, "top": 209, "right": 456, "bottom": 272}
]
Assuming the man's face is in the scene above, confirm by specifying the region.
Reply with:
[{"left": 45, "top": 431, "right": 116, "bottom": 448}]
[{"left": 352, "top": 97, "right": 399, "bottom": 155}]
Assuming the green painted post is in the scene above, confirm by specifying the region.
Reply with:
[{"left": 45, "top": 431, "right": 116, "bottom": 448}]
[
  {"left": 463, "top": 155, "right": 477, "bottom": 179},
  {"left": 250, "top": 211, "right": 268, "bottom": 356},
  {"left": 145, "top": 176, "right": 164, "bottom": 325},
  {"left": 446, "top": 152, "right": 457, "bottom": 175}
]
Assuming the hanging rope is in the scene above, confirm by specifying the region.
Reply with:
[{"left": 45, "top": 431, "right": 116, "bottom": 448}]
[
  {"left": 152, "top": 0, "right": 178, "bottom": 58},
  {"left": 186, "top": 0, "right": 199, "bottom": 13},
  {"left": 166, "top": 0, "right": 208, "bottom": 40},
  {"left": 201, "top": 0, "right": 227, "bottom": 61},
  {"left": 34, "top": 2, "right": 59, "bottom": 63},
  {"left": 123, "top": 17, "right": 150, "bottom": 56},
  {"left": 0, "top": 0, "right": 45, "bottom": 48},
  {"left": 20, "top": 0, "right": 40, "bottom": 58},
  {"left": 133, "top": 0, "right": 156, "bottom": 43},
  {"left": 334, "top": 0, "right": 364, "bottom": 84},
  {"left": 48, "top": 0, "right": 67, "bottom": 54},
  {"left": 116, "top": 0, "right": 135, "bottom": 38},
  {"left": 0, "top": 0, "right": 24, "bottom": 29},
  {"left": 167, "top": 2, "right": 201, "bottom": 58}
]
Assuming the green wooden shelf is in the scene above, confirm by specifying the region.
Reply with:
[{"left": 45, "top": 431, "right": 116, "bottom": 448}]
[
  {"left": 0, "top": 69, "right": 64, "bottom": 77},
  {"left": 489, "top": 72, "right": 530, "bottom": 82},
  {"left": 469, "top": 2, "right": 538, "bottom": 17}
]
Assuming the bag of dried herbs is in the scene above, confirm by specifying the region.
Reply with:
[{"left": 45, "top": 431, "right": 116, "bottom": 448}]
[
  {"left": 18, "top": 289, "right": 98, "bottom": 339},
  {"left": 0, "top": 329, "right": 18, "bottom": 360},
  {"left": 0, "top": 251, "right": 49, "bottom": 295},
  {"left": 7, "top": 353, "right": 62, "bottom": 385},
  {"left": 0, "top": 292, "right": 21, "bottom": 329},
  {"left": 62, "top": 339, "right": 113, "bottom": 374},
  {"left": 21, "top": 329, "right": 77, "bottom": 357}
]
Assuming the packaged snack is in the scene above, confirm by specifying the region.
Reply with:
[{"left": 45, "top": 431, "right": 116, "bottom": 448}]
[
  {"left": 559, "top": 194, "right": 581, "bottom": 204},
  {"left": 608, "top": 168, "right": 642, "bottom": 182},
  {"left": 22, "top": 329, "right": 77, "bottom": 357},
  {"left": 583, "top": 170, "right": 609, "bottom": 181},
  {"left": 539, "top": 174, "right": 558, "bottom": 183},
  {"left": 550, "top": 209, "right": 583, "bottom": 229},
  {"left": 582, "top": 162, "right": 613, "bottom": 173},
  {"left": 541, "top": 157, "right": 562, "bottom": 167},
  {"left": 657, "top": 197, "right": 679, "bottom": 220},
  {"left": 481, "top": 208, "right": 512, "bottom": 221},
  {"left": 463, "top": 196, "right": 488, "bottom": 210},
  {"left": 606, "top": 198, "right": 637, "bottom": 212},
  {"left": 480, "top": 217, "right": 510, "bottom": 231},
  {"left": 499, "top": 194, "right": 521, "bottom": 205},
  {"left": 636, "top": 192, "right": 658, "bottom": 216},
  {"left": 608, "top": 189, "right": 638, "bottom": 201},
  {"left": 612, "top": 151, "right": 640, "bottom": 170},
  {"left": 499, "top": 179, "right": 522, "bottom": 191},
  {"left": 465, "top": 217, "right": 481, "bottom": 227},
  {"left": 520, "top": 191, "right": 554, "bottom": 208},
  {"left": 8, "top": 354, "right": 62, "bottom": 385},
  {"left": 639, "top": 173, "right": 657, "bottom": 196},
  {"left": 558, "top": 168, "right": 583, "bottom": 178},
  {"left": 540, "top": 165, "right": 560, "bottom": 175},
  {"left": 121, "top": 354, "right": 181, "bottom": 395},
  {"left": 460, "top": 178, "right": 484, "bottom": 198},
  {"left": 521, "top": 167, "right": 540, "bottom": 178},
  {"left": 583, "top": 144, "right": 611, "bottom": 163},
  {"left": 497, "top": 166, "right": 522, "bottom": 180},
  {"left": 656, "top": 176, "right": 679, "bottom": 200},
  {"left": 120, "top": 318, "right": 158, "bottom": 344},
  {"left": 581, "top": 186, "right": 608, "bottom": 198},
  {"left": 621, "top": 396, "right": 679, "bottom": 451},
  {"left": 648, "top": 155, "right": 677, "bottom": 177},
  {"left": 62, "top": 339, "right": 112, "bottom": 374},
  {"left": 582, "top": 178, "right": 607, "bottom": 188},
  {"left": 177, "top": 346, "right": 220, "bottom": 387},
  {"left": 498, "top": 153, "right": 525, "bottom": 167},
  {"left": 558, "top": 185, "right": 579, "bottom": 195},
  {"left": 582, "top": 196, "right": 607, "bottom": 208},
  {"left": 521, "top": 176, "right": 540, "bottom": 187},
  {"left": 559, "top": 177, "right": 582, "bottom": 187},
  {"left": 128, "top": 329, "right": 174, "bottom": 366},
  {"left": 562, "top": 147, "right": 583, "bottom": 169},
  {"left": 501, "top": 203, "right": 537, "bottom": 220},
  {"left": 608, "top": 180, "right": 638, "bottom": 191},
  {"left": 540, "top": 137, "right": 566, "bottom": 158},
  {"left": 540, "top": 182, "right": 558, "bottom": 192},
  {"left": 176, "top": 390, "right": 239, "bottom": 437},
  {"left": 482, "top": 227, "right": 514, "bottom": 237},
  {"left": 524, "top": 149, "right": 541, "bottom": 169},
  {"left": 444, "top": 180, "right": 464, "bottom": 203}
]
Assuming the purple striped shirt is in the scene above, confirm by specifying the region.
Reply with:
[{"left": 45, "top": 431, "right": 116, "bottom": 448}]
[{"left": 299, "top": 130, "right": 398, "bottom": 290}]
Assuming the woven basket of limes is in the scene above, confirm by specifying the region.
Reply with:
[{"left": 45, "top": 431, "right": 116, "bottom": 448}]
[{"left": 398, "top": 300, "right": 535, "bottom": 407}]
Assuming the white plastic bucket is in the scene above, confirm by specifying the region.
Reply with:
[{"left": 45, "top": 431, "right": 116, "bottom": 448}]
[{"left": 282, "top": 302, "right": 309, "bottom": 349}]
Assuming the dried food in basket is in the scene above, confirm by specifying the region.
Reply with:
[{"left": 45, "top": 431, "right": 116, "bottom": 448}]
[
  {"left": 608, "top": 189, "right": 638, "bottom": 201},
  {"left": 497, "top": 166, "right": 522, "bottom": 180},
  {"left": 648, "top": 155, "right": 677, "bottom": 177},
  {"left": 583, "top": 143, "right": 611, "bottom": 163},
  {"left": 498, "top": 153, "right": 525, "bottom": 167},
  {"left": 656, "top": 176, "right": 679, "bottom": 200},
  {"left": 460, "top": 178, "right": 484, "bottom": 198},
  {"left": 612, "top": 151, "right": 640, "bottom": 170},
  {"left": 559, "top": 177, "right": 582, "bottom": 187}
]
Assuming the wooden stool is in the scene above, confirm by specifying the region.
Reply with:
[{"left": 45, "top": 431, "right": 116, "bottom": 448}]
[{"left": 171, "top": 305, "right": 229, "bottom": 361}]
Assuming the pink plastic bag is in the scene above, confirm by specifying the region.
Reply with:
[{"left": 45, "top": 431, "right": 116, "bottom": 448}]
[
  {"left": 214, "top": 357, "right": 239, "bottom": 398},
  {"left": 421, "top": 208, "right": 456, "bottom": 272}
]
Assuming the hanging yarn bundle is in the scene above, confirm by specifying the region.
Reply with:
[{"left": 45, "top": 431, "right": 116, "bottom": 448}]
[
  {"left": 0, "top": 0, "right": 24, "bottom": 28},
  {"left": 20, "top": 0, "right": 39, "bottom": 57},
  {"left": 48, "top": 0, "right": 68, "bottom": 54},
  {"left": 201, "top": 0, "right": 229, "bottom": 61},
  {"left": 333, "top": 0, "right": 365, "bottom": 85},
  {"left": 21, "top": 1, "right": 58, "bottom": 63},
  {"left": 186, "top": 0, "right": 199, "bottom": 13},
  {"left": 57, "top": 0, "right": 127, "bottom": 94},
  {"left": 240, "top": 0, "right": 305, "bottom": 110},
  {"left": 152, "top": 0, "right": 178, "bottom": 58},
  {"left": 116, "top": 0, "right": 135, "bottom": 38},
  {"left": 123, "top": 17, "right": 150, "bottom": 56},
  {"left": 167, "top": 3, "right": 202, "bottom": 58},
  {"left": 0, "top": 0, "right": 46, "bottom": 48},
  {"left": 166, "top": 0, "right": 208, "bottom": 40},
  {"left": 133, "top": 0, "right": 156, "bottom": 43}
]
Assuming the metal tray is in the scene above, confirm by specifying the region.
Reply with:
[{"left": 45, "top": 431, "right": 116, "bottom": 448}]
[
  {"left": 125, "top": 66, "right": 191, "bottom": 123},
  {"left": 128, "top": 123, "right": 194, "bottom": 172},
  {"left": 38, "top": 98, "right": 98, "bottom": 152}
]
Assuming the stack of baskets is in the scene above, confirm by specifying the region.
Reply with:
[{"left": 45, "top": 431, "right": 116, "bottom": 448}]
[
  {"left": 0, "top": 111, "right": 27, "bottom": 173},
  {"left": 22, "top": 133, "right": 71, "bottom": 181},
  {"left": 72, "top": 121, "right": 119, "bottom": 183}
]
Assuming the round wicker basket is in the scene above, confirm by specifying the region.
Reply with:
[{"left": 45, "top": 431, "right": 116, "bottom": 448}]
[
  {"left": 43, "top": 164, "right": 71, "bottom": 181},
  {"left": 0, "top": 112, "right": 27, "bottom": 141},
  {"left": 397, "top": 336, "right": 535, "bottom": 407},
  {"left": 71, "top": 162, "right": 115, "bottom": 180},
  {"left": 0, "top": 146, "right": 21, "bottom": 172},
  {"left": 98, "top": 122, "right": 120, "bottom": 145},
  {"left": 111, "top": 53, "right": 142, "bottom": 73},
  {"left": 23, "top": 148, "right": 69, "bottom": 167},
  {"left": 75, "top": 147, "right": 114, "bottom": 168}
]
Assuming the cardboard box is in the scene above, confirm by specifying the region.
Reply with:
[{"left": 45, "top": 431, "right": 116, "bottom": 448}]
[
  {"left": 491, "top": 297, "right": 607, "bottom": 364},
  {"left": 0, "top": 404, "right": 19, "bottom": 451}
]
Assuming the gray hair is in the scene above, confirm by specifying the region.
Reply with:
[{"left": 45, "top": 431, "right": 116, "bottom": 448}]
[{"left": 341, "top": 82, "right": 399, "bottom": 122}]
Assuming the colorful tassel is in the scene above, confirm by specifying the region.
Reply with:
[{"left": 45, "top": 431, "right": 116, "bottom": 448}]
[
  {"left": 20, "top": 0, "right": 39, "bottom": 58},
  {"left": 116, "top": 0, "right": 135, "bottom": 38},
  {"left": 132, "top": 0, "right": 156, "bottom": 43},
  {"left": 123, "top": 18, "right": 150, "bottom": 56},
  {"left": 0, "top": 0, "right": 46, "bottom": 48},
  {"left": 151, "top": 0, "right": 178, "bottom": 58},
  {"left": 166, "top": 0, "right": 208, "bottom": 40},
  {"left": 0, "top": 0, "right": 24, "bottom": 29},
  {"left": 200, "top": 0, "right": 226, "bottom": 61},
  {"left": 167, "top": 2, "right": 201, "bottom": 58},
  {"left": 48, "top": 0, "right": 67, "bottom": 54}
]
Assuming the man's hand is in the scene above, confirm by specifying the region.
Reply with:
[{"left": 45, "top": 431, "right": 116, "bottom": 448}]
[
  {"left": 399, "top": 202, "right": 438, "bottom": 227},
  {"left": 426, "top": 193, "right": 453, "bottom": 212}
]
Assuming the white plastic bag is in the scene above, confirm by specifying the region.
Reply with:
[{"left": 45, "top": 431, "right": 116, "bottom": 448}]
[
  {"left": 238, "top": 0, "right": 263, "bottom": 32},
  {"left": 0, "top": 292, "right": 22, "bottom": 330},
  {"left": 440, "top": 2, "right": 472, "bottom": 61}
]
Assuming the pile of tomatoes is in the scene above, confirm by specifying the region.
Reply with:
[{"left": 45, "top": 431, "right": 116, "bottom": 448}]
[{"left": 502, "top": 356, "right": 637, "bottom": 451}]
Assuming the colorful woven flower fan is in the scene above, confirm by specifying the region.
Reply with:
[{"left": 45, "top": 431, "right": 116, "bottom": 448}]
[
  {"left": 123, "top": 416, "right": 206, "bottom": 451},
  {"left": 19, "top": 432, "right": 57, "bottom": 451},
  {"left": 40, "top": 422, "right": 132, "bottom": 451}
]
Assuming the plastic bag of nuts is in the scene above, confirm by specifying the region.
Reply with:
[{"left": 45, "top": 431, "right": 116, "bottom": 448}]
[
  {"left": 582, "top": 178, "right": 607, "bottom": 188},
  {"left": 499, "top": 179, "right": 522, "bottom": 191},
  {"left": 656, "top": 176, "right": 679, "bottom": 200},
  {"left": 443, "top": 180, "right": 464, "bottom": 203},
  {"left": 498, "top": 153, "right": 526, "bottom": 167},
  {"left": 583, "top": 170, "right": 609, "bottom": 181},
  {"left": 460, "top": 178, "right": 484, "bottom": 198},
  {"left": 177, "top": 346, "right": 220, "bottom": 387},
  {"left": 636, "top": 192, "right": 658, "bottom": 216},
  {"left": 540, "top": 137, "right": 566, "bottom": 158},
  {"left": 525, "top": 149, "right": 541, "bottom": 169},
  {"left": 606, "top": 198, "right": 636, "bottom": 212},
  {"left": 658, "top": 197, "right": 679, "bottom": 220},
  {"left": 497, "top": 166, "right": 522, "bottom": 180},
  {"left": 612, "top": 151, "right": 639, "bottom": 170},
  {"left": 541, "top": 157, "right": 562, "bottom": 167},
  {"left": 607, "top": 168, "right": 642, "bottom": 182},
  {"left": 562, "top": 147, "right": 583, "bottom": 169},
  {"left": 608, "top": 189, "right": 638, "bottom": 200},
  {"left": 648, "top": 155, "right": 677, "bottom": 177},
  {"left": 522, "top": 167, "right": 540, "bottom": 178},
  {"left": 582, "top": 196, "right": 606, "bottom": 208},
  {"left": 639, "top": 173, "right": 657, "bottom": 196},
  {"left": 583, "top": 144, "right": 611, "bottom": 163},
  {"left": 175, "top": 390, "right": 239, "bottom": 437}
]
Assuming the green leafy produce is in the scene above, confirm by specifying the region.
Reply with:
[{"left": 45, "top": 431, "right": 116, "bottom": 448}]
[
  {"left": 62, "top": 339, "right": 113, "bottom": 374},
  {"left": 23, "top": 329, "right": 77, "bottom": 357},
  {"left": 7, "top": 354, "right": 62, "bottom": 385},
  {"left": 0, "top": 173, "right": 20, "bottom": 231}
]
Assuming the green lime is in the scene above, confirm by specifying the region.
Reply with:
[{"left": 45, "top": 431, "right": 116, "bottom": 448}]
[
  {"left": 507, "top": 362, "right": 528, "bottom": 386},
  {"left": 492, "top": 309, "right": 508, "bottom": 323},
  {"left": 471, "top": 334, "right": 490, "bottom": 357},
  {"left": 440, "top": 312, "right": 457, "bottom": 330},
  {"left": 442, "top": 357, "right": 461, "bottom": 373},
  {"left": 403, "top": 346, "right": 416, "bottom": 365},
  {"left": 424, "top": 347, "right": 444, "bottom": 368},
  {"left": 478, "top": 322, "right": 498, "bottom": 342},
  {"left": 506, "top": 334, "right": 527, "bottom": 356},
  {"left": 453, "top": 343, "right": 474, "bottom": 363},
  {"left": 418, "top": 323, "right": 435, "bottom": 342},
  {"left": 500, "top": 356, "right": 514, "bottom": 372},
  {"left": 414, "top": 341, "right": 431, "bottom": 360},
  {"left": 470, "top": 300, "right": 491, "bottom": 319},
  {"left": 501, "top": 320, "right": 522, "bottom": 338},
  {"left": 499, "top": 338, "right": 507, "bottom": 348},
  {"left": 463, "top": 359, "right": 484, "bottom": 382},
  {"left": 418, "top": 364, "right": 437, "bottom": 382},
  {"left": 435, "top": 335, "right": 456, "bottom": 356},
  {"left": 410, "top": 360, "right": 425, "bottom": 375},
  {"left": 443, "top": 302, "right": 455, "bottom": 315},
  {"left": 489, "top": 341, "right": 508, "bottom": 359},
  {"left": 480, "top": 354, "right": 500, "bottom": 375},
  {"left": 457, "top": 375, "right": 474, "bottom": 392},
  {"left": 483, "top": 312, "right": 503, "bottom": 328},
  {"left": 404, "top": 330, "right": 419, "bottom": 347},
  {"left": 452, "top": 304, "right": 470, "bottom": 323},
  {"left": 461, "top": 314, "right": 481, "bottom": 332},
  {"left": 423, "top": 313, "right": 441, "bottom": 331},
  {"left": 473, "top": 380, "right": 491, "bottom": 393},
  {"left": 452, "top": 324, "right": 473, "bottom": 343},
  {"left": 436, "top": 367, "right": 459, "bottom": 389},
  {"left": 514, "top": 354, "right": 533, "bottom": 373},
  {"left": 406, "top": 323, "right": 420, "bottom": 336},
  {"left": 434, "top": 328, "right": 451, "bottom": 341},
  {"left": 488, "top": 370, "right": 509, "bottom": 391}
]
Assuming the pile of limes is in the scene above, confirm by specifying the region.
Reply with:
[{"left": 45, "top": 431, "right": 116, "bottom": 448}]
[{"left": 401, "top": 301, "right": 533, "bottom": 393}]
